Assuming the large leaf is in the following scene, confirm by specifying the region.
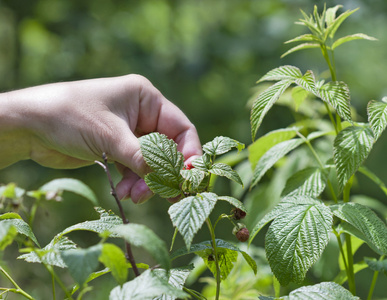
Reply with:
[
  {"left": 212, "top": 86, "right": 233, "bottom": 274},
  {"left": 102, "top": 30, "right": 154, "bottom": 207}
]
[
  {"left": 333, "top": 125, "right": 374, "bottom": 190},
  {"left": 248, "top": 127, "right": 300, "bottom": 169},
  {"left": 209, "top": 163, "right": 243, "bottom": 186},
  {"left": 294, "top": 70, "right": 316, "bottom": 94},
  {"left": 0, "top": 222, "right": 17, "bottom": 250},
  {"left": 251, "top": 80, "right": 293, "bottom": 140},
  {"left": 18, "top": 236, "right": 77, "bottom": 268},
  {"left": 0, "top": 213, "right": 40, "bottom": 246},
  {"left": 332, "top": 33, "right": 377, "bottom": 49},
  {"left": 202, "top": 136, "right": 244, "bottom": 156},
  {"left": 251, "top": 139, "right": 304, "bottom": 189},
  {"left": 153, "top": 268, "right": 191, "bottom": 300},
  {"left": 282, "top": 167, "right": 328, "bottom": 197},
  {"left": 99, "top": 243, "right": 128, "bottom": 285},
  {"left": 111, "top": 224, "right": 170, "bottom": 271},
  {"left": 61, "top": 244, "right": 102, "bottom": 287},
  {"left": 265, "top": 196, "right": 333, "bottom": 285},
  {"left": 59, "top": 207, "right": 122, "bottom": 238},
  {"left": 367, "top": 97, "right": 387, "bottom": 141},
  {"left": 39, "top": 178, "right": 98, "bottom": 205},
  {"left": 168, "top": 192, "right": 217, "bottom": 249},
  {"left": 180, "top": 168, "right": 206, "bottom": 192},
  {"left": 191, "top": 154, "right": 212, "bottom": 171},
  {"left": 257, "top": 65, "right": 302, "bottom": 83},
  {"left": 109, "top": 269, "right": 188, "bottom": 300},
  {"left": 283, "top": 282, "right": 359, "bottom": 300},
  {"left": 331, "top": 203, "right": 387, "bottom": 255},
  {"left": 145, "top": 173, "right": 182, "bottom": 198},
  {"left": 318, "top": 81, "right": 352, "bottom": 122}
]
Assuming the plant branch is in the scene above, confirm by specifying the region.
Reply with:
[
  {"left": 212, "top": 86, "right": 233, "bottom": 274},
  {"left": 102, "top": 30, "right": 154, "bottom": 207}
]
[
  {"left": 206, "top": 219, "right": 221, "bottom": 300},
  {"left": 367, "top": 255, "right": 384, "bottom": 300},
  {"left": 96, "top": 153, "right": 140, "bottom": 277},
  {"left": 0, "top": 267, "right": 35, "bottom": 300}
]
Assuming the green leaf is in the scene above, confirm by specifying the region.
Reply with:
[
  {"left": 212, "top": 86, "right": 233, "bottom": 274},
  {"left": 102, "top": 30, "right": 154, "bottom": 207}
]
[
  {"left": 248, "top": 127, "right": 300, "bottom": 169},
  {"left": 18, "top": 236, "right": 77, "bottom": 268},
  {"left": 0, "top": 213, "right": 40, "bottom": 246},
  {"left": 294, "top": 70, "right": 316, "bottom": 94},
  {"left": 333, "top": 125, "right": 374, "bottom": 190},
  {"left": 283, "top": 282, "right": 359, "bottom": 300},
  {"left": 140, "top": 132, "right": 184, "bottom": 178},
  {"left": 251, "top": 80, "right": 293, "bottom": 140},
  {"left": 251, "top": 139, "right": 304, "bottom": 189},
  {"left": 282, "top": 167, "right": 328, "bottom": 197},
  {"left": 325, "top": 8, "right": 359, "bottom": 39},
  {"left": 0, "top": 222, "right": 17, "bottom": 250},
  {"left": 284, "top": 34, "right": 322, "bottom": 44},
  {"left": 358, "top": 166, "right": 387, "bottom": 197},
  {"left": 292, "top": 86, "right": 309, "bottom": 111},
  {"left": 318, "top": 81, "right": 352, "bottom": 122},
  {"left": 257, "top": 65, "right": 302, "bottom": 83},
  {"left": 365, "top": 257, "right": 387, "bottom": 275},
  {"left": 209, "top": 163, "right": 243, "bottom": 186},
  {"left": 0, "top": 183, "right": 25, "bottom": 198},
  {"left": 281, "top": 43, "right": 320, "bottom": 58},
  {"left": 99, "top": 243, "right": 128, "bottom": 285},
  {"left": 332, "top": 33, "right": 377, "bottom": 49},
  {"left": 111, "top": 223, "right": 170, "bottom": 271},
  {"left": 191, "top": 154, "right": 212, "bottom": 171},
  {"left": 265, "top": 196, "right": 333, "bottom": 285},
  {"left": 325, "top": 5, "right": 343, "bottom": 26},
  {"left": 153, "top": 268, "right": 191, "bottom": 300},
  {"left": 331, "top": 203, "right": 387, "bottom": 255},
  {"left": 109, "top": 269, "right": 188, "bottom": 300},
  {"left": 181, "top": 168, "right": 206, "bottom": 192},
  {"left": 217, "top": 196, "right": 246, "bottom": 212},
  {"left": 334, "top": 262, "right": 368, "bottom": 285},
  {"left": 168, "top": 192, "right": 217, "bottom": 249},
  {"left": 39, "top": 178, "right": 98, "bottom": 205},
  {"left": 61, "top": 244, "right": 102, "bottom": 287},
  {"left": 203, "top": 136, "right": 244, "bottom": 156},
  {"left": 71, "top": 268, "right": 111, "bottom": 295},
  {"left": 145, "top": 172, "right": 182, "bottom": 198},
  {"left": 59, "top": 207, "right": 122, "bottom": 238},
  {"left": 367, "top": 97, "right": 387, "bottom": 141}
]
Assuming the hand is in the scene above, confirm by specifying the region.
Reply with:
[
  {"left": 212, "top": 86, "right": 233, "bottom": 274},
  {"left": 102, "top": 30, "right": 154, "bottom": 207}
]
[{"left": 0, "top": 75, "right": 202, "bottom": 203}]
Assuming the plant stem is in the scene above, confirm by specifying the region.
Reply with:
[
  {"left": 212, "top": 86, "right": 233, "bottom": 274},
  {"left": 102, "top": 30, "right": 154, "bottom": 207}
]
[
  {"left": 206, "top": 219, "right": 221, "bottom": 300},
  {"left": 96, "top": 153, "right": 140, "bottom": 277},
  {"left": 0, "top": 266, "right": 35, "bottom": 299},
  {"left": 51, "top": 273, "right": 56, "bottom": 300},
  {"left": 367, "top": 255, "right": 385, "bottom": 300}
]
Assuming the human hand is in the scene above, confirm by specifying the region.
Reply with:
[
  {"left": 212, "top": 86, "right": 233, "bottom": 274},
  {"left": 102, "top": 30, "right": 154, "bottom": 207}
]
[{"left": 0, "top": 75, "right": 202, "bottom": 203}]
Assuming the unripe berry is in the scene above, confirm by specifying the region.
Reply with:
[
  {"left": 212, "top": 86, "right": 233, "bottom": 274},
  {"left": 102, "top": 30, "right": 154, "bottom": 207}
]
[
  {"left": 232, "top": 208, "right": 246, "bottom": 220},
  {"left": 232, "top": 223, "right": 250, "bottom": 242}
]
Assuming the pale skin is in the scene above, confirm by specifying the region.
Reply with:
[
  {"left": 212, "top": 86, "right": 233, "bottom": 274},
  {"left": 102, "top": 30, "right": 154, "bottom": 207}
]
[{"left": 0, "top": 74, "right": 202, "bottom": 203}]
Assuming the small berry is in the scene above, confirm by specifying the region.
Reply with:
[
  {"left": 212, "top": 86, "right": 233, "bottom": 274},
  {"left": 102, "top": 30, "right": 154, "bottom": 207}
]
[
  {"left": 232, "top": 208, "right": 246, "bottom": 220},
  {"left": 235, "top": 227, "right": 250, "bottom": 242},
  {"left": 184, "top": 162, "right": 194, "bottom": 170}
]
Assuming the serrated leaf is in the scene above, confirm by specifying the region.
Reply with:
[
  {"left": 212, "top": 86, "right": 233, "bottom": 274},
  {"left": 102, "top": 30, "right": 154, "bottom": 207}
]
[
  {"left": 251, "top": 80, "right": 293, "bottom": 140},
  {"left": 209, "top": 163, "right": 243, "bottom": 186},
  {"left": 109, "top": 269, "right": 188, "bottom": 300},
  {"left": 61, "top": 244, "right": 102, "bottom": 287},
  {"left": 0, "top": 222, "right": 17, "bottom": 250},
  {"left": 39, "top": 178, "right": 98, "bottom": 205},
  {"left": 265, "top": 196, "right": 333, "bottom": 285},
  {"left": 180, "top": 168, "right": 206, "bottom": 191},
  {"left": 217, "top": 196, "right": 246, "bottom": 212},
  {"left": 251, "top": 139, "right": 304, "bottom": 189},
  {"left": 191, "top": 154, "right": 212, "bottom": 171},
  {"left": 140, "top": 132, "right": 184, "bottom": 178},
  {"left": 365, "top": 257, "right": 387, "bottom": 275},
  {"left": 282, "top": 167, "right": 328, "bottom": 197},
  {"left": 111, "top": 224, "right": 170, "bottom": 271},
  {"left": 367, "top": 97, "right": 387, "bottom": 141},
  {"left": 153, "top": 268, "right": 191, "bottom": 300},
  {"left": 325, "top": 5, "right": 343, "bottom": 26},
  {"left": 332, "top": 33, "right": 377, "bottom": 49},
  {"left": 281, "top": 43, "right": 320, "bottom": 58},
  {"left": 333, "top": 125, "right": 374, "bottom": 190},
  {"left": 248, "top": 127, "right": 300, "bottom": 169},
  {"left": 318, "top": 81, "right": 352, "bottom": 122},
  {"left": 294, "top": 70, "right": 316, "bottom": 94},
  {"left": 292, "top": 86, "right": 309, "bottom": 111},
  {"left": 325, "top": 8, "right": 359, "bottom": 39},
  {"left": 257, "top": 66, "right": 302, "bottom": 83},
  {"left": 168, "top": 193, "right": 217, "bottom": 249},
  {"left": 18, "top": 236, "right": 77, "bottom": 268},
  {"left": 331, "top": 203, "right": 387, "bottom": 255},
  {"left": 99, "top": 243, "right": 128, "bottom": 285},
  {"left": 59, "top": 207, "right": 122, "bottom": 238},
  {"left": 0, "top": 213, "right": 40, "bottom": 246},
  {"left": 283, "top": 282, "right": 359, "bottom": 300},
  {"left": 285, "top": 34, "right": 322, "bottom": 44},
  {"left": 145, "top": 172, "right": 182, "bottom": 198},
  {"left": 203, "top": 136, "right": 244, "bottom": 156}
]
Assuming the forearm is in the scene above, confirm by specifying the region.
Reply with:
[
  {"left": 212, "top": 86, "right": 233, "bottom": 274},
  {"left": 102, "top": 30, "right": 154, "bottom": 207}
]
[{"left": 0, "top": 92, "right": 33, "bottom": 168}]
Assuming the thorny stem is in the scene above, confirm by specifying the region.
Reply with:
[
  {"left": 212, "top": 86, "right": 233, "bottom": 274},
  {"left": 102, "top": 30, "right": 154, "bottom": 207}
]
[
  {"left": 0, "top": 267, "right": 35, "bottom": 299},
  {"left": 206, "top": 219, "right": 221, "bottom": 300},
  {"left": 95, "top": 153, "right": 140, "bottom": 277}
]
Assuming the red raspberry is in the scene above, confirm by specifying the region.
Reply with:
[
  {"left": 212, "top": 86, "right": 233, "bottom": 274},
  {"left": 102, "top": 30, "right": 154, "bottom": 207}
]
[
  {"left": 235, "top": 227, "right": 250, "bottom": 242},
  {"left": 185, "top": 162, "right": 194, "bottom": 170}
]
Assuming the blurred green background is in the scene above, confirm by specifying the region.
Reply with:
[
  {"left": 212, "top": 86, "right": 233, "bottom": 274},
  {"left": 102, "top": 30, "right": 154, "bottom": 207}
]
[{"left": 1, "top": 0, "right": 387, "bottom": 299}]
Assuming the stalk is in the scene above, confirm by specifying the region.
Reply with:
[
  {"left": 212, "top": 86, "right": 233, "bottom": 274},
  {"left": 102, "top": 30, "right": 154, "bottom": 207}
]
[
  {"left": 367, "top": 255, "right": 385, "bottom": 300},
  {"left": 0, "top": 266, "right": 35, "bottom": 300},
  {"left": 206, "top": 219, "right": 221, "bottom": 300}
]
